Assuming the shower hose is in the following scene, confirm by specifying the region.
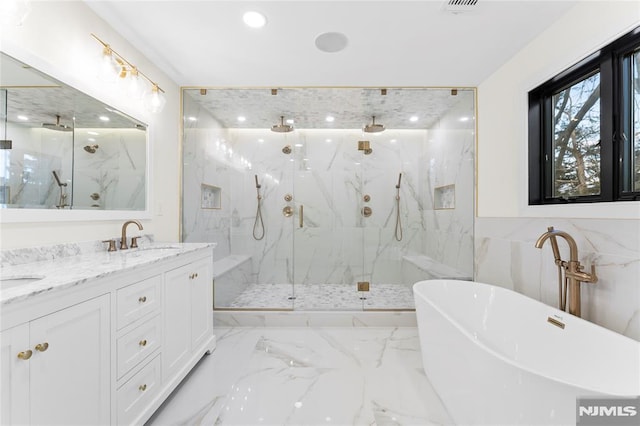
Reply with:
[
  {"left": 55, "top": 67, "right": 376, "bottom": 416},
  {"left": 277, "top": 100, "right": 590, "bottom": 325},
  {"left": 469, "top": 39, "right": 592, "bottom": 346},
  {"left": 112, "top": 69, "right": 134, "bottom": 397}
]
[
  {"left": 253, "top": 192, "right": 265, "bottom": 240},
  {"left": 395, "top": 191, "right": 403, "bottom": 241}
]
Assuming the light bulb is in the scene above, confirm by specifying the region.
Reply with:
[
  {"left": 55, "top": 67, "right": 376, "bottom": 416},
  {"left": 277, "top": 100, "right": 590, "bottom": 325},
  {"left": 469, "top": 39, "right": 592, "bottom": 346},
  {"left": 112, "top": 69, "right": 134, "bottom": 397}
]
[
  {"left": 127, "top": 68, "right": 144, "bottom": 99},
  {"left": 143, "top": 84, "right": 166, "bottom": 113},
  {"left": 97, "top": 46, "right": 119, "bottom": 83}
]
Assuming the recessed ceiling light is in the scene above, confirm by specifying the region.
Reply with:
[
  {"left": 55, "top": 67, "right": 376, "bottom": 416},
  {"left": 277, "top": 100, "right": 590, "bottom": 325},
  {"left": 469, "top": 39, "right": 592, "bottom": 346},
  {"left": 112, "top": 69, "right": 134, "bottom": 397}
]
[
  {"left": 409, "top": 116, "right": 419, "bottom": 122},
  {"left": 17, "top": 115, "right": 28, "bottom": 121},
  {"left": 243, "top": 11, "right": 267, "bottom": 28},
  {"left": 237, "top": 116, "right": 246, "bottom": 122},
  {"left": 315, "top": 32, "right": 348, "bottom": 53},
  {"left": 325, "top": 115, "right": 335, "bottom": 122}
]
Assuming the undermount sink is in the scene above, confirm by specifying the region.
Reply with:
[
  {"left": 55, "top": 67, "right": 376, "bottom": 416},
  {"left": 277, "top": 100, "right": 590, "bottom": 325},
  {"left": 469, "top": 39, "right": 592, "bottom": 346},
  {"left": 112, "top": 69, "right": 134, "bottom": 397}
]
[{"left": 1, "top": 275, "right": 45, "bottom": 289}]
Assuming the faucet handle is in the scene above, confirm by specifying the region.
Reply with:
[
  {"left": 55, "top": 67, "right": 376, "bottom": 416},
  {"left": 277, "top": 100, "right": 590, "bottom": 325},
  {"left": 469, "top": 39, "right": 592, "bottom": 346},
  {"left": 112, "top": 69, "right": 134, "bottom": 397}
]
[
  {"left": 102, "top": 239, "right": 117, "bottom": 252},
  {"left": 131, "top": 236, "right": 140, "bottom": 249}
]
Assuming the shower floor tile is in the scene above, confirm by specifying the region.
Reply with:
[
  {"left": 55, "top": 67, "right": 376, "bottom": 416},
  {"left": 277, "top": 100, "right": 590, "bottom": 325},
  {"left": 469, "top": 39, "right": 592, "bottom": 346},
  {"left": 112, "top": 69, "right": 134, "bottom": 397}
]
[{"left": 226, "top": 283, "right": 415, "bottom": 310}]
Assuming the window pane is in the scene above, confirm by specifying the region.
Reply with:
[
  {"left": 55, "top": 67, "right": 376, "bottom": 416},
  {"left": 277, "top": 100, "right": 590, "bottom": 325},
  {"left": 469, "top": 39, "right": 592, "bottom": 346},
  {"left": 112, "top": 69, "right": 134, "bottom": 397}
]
[
  {"left": 552, "top": 73, "right": 601, "bottom": 198},
  {"left": 633, "top": 50, "right": 640, "bottom": 192}
]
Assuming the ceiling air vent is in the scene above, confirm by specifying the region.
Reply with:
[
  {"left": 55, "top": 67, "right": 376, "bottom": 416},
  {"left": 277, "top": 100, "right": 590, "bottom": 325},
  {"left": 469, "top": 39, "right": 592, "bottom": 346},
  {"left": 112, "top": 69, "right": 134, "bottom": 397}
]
[{"left": 443, "top": 0, "right": 479, "bottom": 14}]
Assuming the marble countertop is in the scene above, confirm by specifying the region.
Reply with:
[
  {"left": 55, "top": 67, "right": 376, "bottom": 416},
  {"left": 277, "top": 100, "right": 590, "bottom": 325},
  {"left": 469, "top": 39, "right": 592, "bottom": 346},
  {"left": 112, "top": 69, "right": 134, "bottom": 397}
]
[{"left": 0, "top": 242, "right": 215, "bottom": 306}]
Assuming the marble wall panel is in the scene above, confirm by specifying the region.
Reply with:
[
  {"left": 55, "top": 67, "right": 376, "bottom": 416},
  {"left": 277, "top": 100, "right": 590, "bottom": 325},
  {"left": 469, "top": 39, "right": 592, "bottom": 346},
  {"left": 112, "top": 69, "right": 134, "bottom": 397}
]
[{"left": 475, "top": 217, "right": 640, "bottom": 341}]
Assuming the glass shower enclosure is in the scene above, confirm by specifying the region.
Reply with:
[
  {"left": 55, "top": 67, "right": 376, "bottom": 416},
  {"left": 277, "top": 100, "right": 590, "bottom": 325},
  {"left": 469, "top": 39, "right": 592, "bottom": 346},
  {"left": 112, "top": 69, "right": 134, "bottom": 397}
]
[{"left": 181, "top": 87, "right": 475, "bottom": 311}]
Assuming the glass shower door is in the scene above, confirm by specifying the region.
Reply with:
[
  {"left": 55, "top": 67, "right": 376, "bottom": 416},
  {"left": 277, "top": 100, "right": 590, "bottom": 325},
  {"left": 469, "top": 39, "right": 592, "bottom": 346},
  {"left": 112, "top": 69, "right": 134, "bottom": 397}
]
[{"left": 292, "top": 130, "right": 365, "bottom": 310}]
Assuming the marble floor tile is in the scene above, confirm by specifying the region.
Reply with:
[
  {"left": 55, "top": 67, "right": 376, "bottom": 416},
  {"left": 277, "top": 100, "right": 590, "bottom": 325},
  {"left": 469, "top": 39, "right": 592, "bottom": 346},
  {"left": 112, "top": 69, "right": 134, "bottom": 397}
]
[{"left": 146, "top": 327, "right": 452, "bottom": 426}]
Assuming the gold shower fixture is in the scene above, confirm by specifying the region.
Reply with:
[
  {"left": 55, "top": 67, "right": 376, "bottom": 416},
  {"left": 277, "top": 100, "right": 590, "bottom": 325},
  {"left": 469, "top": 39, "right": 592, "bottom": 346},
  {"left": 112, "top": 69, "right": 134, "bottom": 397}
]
[{"left": 91, "top": 33, "right": 166, "bottom": 113}]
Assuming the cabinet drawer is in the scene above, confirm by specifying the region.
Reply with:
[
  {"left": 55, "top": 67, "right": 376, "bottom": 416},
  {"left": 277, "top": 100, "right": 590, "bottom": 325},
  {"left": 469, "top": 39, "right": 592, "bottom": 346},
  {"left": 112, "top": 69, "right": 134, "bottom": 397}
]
[
  {"left": 117, "top": 354, "right": 161, "bottom": 426},
  {"left": 117, "top": 315, "right": 161, "bottom": 379},
  {"left": 117, "top": 276, "right": 161, "bottom": 329}
]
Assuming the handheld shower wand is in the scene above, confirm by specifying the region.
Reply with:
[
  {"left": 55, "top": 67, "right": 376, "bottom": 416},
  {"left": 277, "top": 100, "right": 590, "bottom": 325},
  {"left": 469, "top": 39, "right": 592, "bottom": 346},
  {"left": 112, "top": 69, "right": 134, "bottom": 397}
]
[
  {"left": 52, "top": 170, "right": 68, "bottom": 208},
  {"left": 253, "top": 174, "right": 265, "bottom": 240},
  {"left": 395, "top": 173, "right": 403, "bottom": 241}
]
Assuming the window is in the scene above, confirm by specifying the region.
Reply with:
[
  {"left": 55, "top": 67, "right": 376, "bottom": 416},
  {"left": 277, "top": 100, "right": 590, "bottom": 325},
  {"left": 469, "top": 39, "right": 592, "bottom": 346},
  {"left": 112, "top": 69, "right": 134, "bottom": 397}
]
[{"left": 528, "top": 26, "right": 640, "bottom": 204}]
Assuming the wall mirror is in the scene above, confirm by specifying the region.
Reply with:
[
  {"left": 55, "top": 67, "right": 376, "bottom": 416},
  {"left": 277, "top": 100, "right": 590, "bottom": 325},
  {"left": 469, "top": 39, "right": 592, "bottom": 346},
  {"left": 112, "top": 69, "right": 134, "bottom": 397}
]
[{"left": 0, "top": 52, "right": 148, "bottom": 214}]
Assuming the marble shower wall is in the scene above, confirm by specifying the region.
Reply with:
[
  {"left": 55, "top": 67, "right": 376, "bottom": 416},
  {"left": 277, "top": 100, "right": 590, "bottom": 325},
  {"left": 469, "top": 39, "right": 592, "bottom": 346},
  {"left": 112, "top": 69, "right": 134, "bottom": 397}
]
[
  {"left": 1, "top": 125, "right": 72, "bottom": 207},
  {"left": 72, "top": 128, "right": 146, "bottom": 210},
  {"left": 0, "top": 124, "right": 145, "bottom": 210},
  {"left": 421, "top": 101, "right": 475, "bottom": 277},
  {"left": 182, "top": 91, "right": 476, "bottom": 307},
  {"left": 475, "top": 217, "right": 640, "bottom": 341}
]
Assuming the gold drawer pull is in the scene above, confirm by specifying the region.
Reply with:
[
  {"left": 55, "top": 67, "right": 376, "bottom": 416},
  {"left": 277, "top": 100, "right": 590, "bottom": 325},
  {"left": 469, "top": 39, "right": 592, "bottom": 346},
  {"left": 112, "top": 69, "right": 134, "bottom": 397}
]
[
  {"left": 139, "top": 384, "right": 147, "bottom": 392},
  {"left": 138, "top": 296, "right": 147, "bottom": 303},
  {"left": 35, "top": 342, "right": 49, "bottom": 352},
  {"left": 139, "top": 339, "right": 147, "bottom": 347},
  {"left": 17, "top": 350, "right": 32, "bottom": 360}
]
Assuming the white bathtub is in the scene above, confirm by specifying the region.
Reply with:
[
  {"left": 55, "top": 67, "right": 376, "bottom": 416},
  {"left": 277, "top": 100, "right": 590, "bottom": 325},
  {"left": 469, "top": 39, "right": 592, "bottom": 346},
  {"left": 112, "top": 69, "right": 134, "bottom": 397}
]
[{"left": 413, "top": 279, "right": 640, "bottom": 425}]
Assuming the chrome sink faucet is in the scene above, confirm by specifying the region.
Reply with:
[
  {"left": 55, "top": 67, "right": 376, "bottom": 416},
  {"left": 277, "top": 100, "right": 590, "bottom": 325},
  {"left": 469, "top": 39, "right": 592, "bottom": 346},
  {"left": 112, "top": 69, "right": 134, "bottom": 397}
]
[
  {"left": 120, "top": 220, "right": 143, "bottom": 250},
  {"left": 535, "top": 226, "right": 597, "bottom": 317}
]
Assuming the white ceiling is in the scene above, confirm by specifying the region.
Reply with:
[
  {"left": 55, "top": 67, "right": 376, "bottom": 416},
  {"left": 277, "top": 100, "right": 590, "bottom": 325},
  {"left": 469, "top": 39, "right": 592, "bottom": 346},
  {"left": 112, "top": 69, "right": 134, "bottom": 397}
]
[{"left": 85, "top": 0, "right": 578, "bottom": 88}]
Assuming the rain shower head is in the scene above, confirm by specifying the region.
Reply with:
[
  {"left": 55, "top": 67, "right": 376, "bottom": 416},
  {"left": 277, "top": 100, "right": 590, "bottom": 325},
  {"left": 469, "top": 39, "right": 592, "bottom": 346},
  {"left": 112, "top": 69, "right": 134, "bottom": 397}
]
[
  {"left": 363, "top": 116, "right": 385, "bottom": 133},
  {"left": 271, "top": 116, "right": 293, "bottom": 133},
  {"left": 42, "top": 115, "right": 73, "bottom": 132},
  {"left": 84, "top": 144, "right": 99, "bottom": 154}
]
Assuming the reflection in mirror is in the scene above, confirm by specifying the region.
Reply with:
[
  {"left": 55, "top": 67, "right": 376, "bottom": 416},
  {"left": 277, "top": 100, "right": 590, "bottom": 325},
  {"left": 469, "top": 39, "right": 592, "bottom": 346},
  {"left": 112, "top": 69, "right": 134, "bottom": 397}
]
[{"left": 0, "top": 52, "right": 148, "bottom": 211}]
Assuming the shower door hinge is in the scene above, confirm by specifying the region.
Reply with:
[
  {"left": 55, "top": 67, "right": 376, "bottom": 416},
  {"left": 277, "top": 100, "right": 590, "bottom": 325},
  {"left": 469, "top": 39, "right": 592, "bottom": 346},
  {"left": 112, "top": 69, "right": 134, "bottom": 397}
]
[{"left": 357, "top": 281, "right": 370, "bottom": 292}]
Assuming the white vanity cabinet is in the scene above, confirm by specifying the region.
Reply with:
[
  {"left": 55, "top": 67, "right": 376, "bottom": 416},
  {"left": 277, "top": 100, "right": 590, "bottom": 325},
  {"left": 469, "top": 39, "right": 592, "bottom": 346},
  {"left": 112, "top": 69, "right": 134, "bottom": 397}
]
[
  {"left": 0, "top": 245, "right": 215, "bottom": 426},
  {"left": 163, "top": 258, "right": 213, "bottom": 381},
  {"left": 1, "top": 295, "right": 110, "bottom": 426}
]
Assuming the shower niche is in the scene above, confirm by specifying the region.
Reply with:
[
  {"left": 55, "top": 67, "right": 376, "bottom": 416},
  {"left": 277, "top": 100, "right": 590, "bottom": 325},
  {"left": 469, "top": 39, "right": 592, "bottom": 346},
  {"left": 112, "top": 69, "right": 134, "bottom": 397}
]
[{"left": 181, "top": 87, "right": 475, "bottom": 311}]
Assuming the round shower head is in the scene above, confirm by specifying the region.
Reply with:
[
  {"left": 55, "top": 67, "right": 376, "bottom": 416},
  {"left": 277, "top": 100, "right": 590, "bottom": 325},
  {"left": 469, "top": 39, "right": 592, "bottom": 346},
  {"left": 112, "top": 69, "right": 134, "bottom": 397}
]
[
  {"left": 83, "top": 144, "right": 99, "bottom": 154},
  {"left": 363, "top": 116, "right": 385, "bottom": 133},
  {"left": 42, "top": 115, "right": 73, "bottom": 132},
  {"left": 271, "top": 116, "right": 293, "bottom": 133}
]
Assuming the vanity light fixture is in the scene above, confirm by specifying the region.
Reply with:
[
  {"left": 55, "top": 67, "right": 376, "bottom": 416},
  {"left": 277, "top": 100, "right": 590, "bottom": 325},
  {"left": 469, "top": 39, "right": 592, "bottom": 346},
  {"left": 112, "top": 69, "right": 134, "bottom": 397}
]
[{"left": 91, "top": 33, "right": 166, "bottom": 113}]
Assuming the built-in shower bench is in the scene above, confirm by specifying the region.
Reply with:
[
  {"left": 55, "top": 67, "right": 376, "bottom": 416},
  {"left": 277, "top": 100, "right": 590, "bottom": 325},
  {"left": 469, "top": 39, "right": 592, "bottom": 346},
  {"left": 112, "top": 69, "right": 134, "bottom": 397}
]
[
  {"left": 402, "top": 254, "right": 472, "bottom": 281},
  {"left": 212, "top": 254, "right": 252, "bottom": 307}
]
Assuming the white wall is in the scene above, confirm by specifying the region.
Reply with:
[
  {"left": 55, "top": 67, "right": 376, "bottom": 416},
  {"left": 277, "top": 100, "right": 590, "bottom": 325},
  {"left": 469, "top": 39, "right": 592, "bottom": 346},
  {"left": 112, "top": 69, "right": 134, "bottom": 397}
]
[
  {"left": 0, "top": 1, "right": 181, "bottom": 248},
  {"left": 477, "top": 0, "right": 640, "bottom": 219},
  {"left": 476, "top": 1, "right": 640, "bottom": 340}
]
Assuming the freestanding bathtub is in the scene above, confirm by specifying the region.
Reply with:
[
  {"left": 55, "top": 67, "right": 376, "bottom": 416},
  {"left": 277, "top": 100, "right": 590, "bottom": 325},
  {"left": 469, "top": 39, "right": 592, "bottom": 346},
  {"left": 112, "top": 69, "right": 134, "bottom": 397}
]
[{"left": 413, "top": 280, "right": 640, "bottom": 425}]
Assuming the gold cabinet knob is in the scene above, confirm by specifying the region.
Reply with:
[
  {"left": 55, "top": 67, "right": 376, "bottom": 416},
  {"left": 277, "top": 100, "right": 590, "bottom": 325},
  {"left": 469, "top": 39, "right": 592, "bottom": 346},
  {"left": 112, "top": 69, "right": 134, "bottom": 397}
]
[
  {"left": 139, "top": 384, "right": 147, "bottom": 392},
  {"left": 35, "top": 342, "right": 49, "bottom": 352},
  {"left": 138, "top": 296, "right": 147, "bottom": 303},
  {"left": 17, "top": 350, "right": 32, "bottom": 360},
  {"left": 139, "top": 339, "right": 147, "bottom": 347}
]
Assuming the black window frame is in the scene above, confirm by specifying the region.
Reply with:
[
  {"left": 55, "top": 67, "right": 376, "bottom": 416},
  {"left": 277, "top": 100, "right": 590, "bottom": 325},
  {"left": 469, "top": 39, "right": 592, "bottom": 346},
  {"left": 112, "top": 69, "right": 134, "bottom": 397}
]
[{"left": 528, "top": 26, "right": 640, "bottom": 205}]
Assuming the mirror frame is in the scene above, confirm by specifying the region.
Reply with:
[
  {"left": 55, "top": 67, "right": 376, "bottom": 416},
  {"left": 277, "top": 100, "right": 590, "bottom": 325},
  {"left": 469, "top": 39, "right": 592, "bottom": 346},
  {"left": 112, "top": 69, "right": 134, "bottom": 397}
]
[{"left": 0, "top": 42, "right": 152, "bottom": 223}]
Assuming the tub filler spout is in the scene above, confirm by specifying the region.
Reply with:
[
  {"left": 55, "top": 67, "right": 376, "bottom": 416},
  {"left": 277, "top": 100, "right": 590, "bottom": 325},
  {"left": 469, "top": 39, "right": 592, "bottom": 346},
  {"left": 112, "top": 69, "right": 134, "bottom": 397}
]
[{"left": 535, "top": 226, "right": 597, "bottom": 317}]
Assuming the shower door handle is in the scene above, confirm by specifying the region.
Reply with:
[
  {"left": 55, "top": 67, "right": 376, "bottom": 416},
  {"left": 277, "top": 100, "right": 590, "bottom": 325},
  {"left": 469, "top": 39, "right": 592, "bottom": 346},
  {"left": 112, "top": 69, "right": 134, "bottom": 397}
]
[{"left": 299, "top": 205, "right": 304, "bottom": 228}]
